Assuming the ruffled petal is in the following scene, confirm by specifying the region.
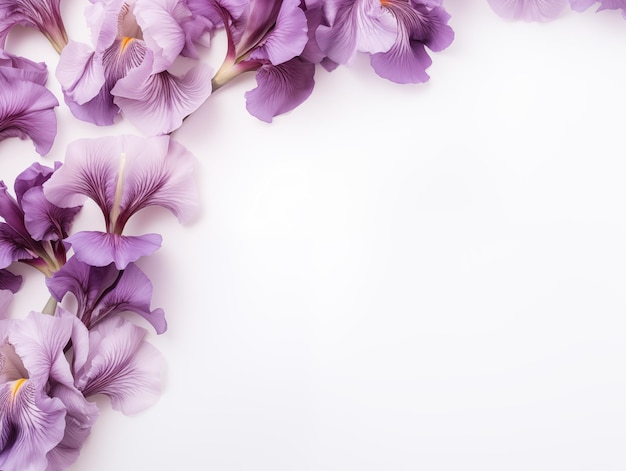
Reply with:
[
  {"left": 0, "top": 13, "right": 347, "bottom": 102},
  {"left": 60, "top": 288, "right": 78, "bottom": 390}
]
[
  {"left": 75, "top": 317, "right": 163, "bottom": 415},
  {"left": 22, "top": 186, "right": 81, "bottom": 241},
  {"left": 65, "top": 231, "right": 162, "bottom": 269},
  {"left": 0, "top": 51, "right": 48, "bottom": 85},
  {"left": 0, "top": 78, "right": 58, "bottom": 156},
  {"left": 245, "top": 57, "right": 316, "bottom": 122},
  {"left": 249, "top": 0, "right": 309, "bottom": 65},
  {"left": 56, "top": 41, "right": 106, "bottom": 105},
  {"left": 112, "top": 57, "right": 212, "bottom": 135}
]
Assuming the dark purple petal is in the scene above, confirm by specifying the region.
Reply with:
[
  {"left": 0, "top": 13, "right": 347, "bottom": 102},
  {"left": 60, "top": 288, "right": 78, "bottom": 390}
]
[
  {"left": 47, "top": 257, "right": 167, "bottom": 333},
  {"left": 13, "top": 162, "right": 56, "bottom": 204},
  {"left": 65, "top": 231, "right": 162, "bottom": 269},
  {"left": 488, "top": 0, "right": 569, "bottom": 21},
  {"left": 22, "top": 186, "right": 82, "bottom": 241},
  {"left": 0, "top": 77, "right": 58, "bottom": 156},
  {"left": 0, "top": 269, "right": 22, "bottom": 293},
  {"left": 245, "top": 57, "right": 315, "bottom": 122},
  {"left": 74, "top": 316, "right": 163, "bottom": 414},
  {"left": 112, "top": 58, "right": 212, "bottom": 135}
]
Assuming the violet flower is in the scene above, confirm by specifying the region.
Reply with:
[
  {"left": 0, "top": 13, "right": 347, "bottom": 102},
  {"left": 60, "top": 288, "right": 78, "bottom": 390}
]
[
  {"left": 0, "top": 52, "right": 58, "bottom": 156},
  {"left": 0, "top": 269, "right": 22, "bottom": 316},
  {"left": 206, "top": 0, "right": 316, "bottom": 122},
  {"left": 56, "top": 0, "right": 212, "bottom": 135},
  {"left": 0, "top": 312, "right": 99, "bottom": 471},
  {"left": 43, "top": 135, "right": 199, "bottom": 269},
  {"left": 0, "top": 162, "right": 81, "bottom": 277},
  {"left": 47, "top": 256, "right": 167, "bottom": 333},
  {"left": 0, "top": 0, "right": 68, "bottom": 53},
  {"left": 487, "top": 0, "right": 569, "bottom": 21},
  {"left": 315, "top": 0, "right": 454, "bottom": 84}
]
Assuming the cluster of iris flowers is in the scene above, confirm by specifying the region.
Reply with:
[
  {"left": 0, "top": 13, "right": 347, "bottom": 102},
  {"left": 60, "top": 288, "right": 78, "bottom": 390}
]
[{"left": 0, "top": 0, "right": 623, "bottom": 470}]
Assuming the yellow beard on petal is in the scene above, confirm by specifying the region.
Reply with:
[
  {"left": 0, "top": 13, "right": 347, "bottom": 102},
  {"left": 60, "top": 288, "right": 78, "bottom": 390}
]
[{"left": 10, "top": 378, "right": 27, "bottom": 402}]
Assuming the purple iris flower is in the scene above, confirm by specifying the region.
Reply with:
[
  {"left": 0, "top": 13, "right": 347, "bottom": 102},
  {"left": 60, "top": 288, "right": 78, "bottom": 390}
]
[
  {"left": 0, "top": 162, "right": 81, "bottom": 277},
  {"left": 205, "top": 0, "right": 316, "bottom": 122},
  {"left": 46, "top": 256, "right": 166, "bottom": 333},
  {"left": 71, "top": 315, "right": 163, "bottom": 415},
  {"left": 56, "top": 0, "right": 212, "bottom": 135},
  {"left": 0, "top": 0, "right": 68, "bottom": 53},
  {"left": 570, "top": 0, "right": 626, "bottom": 16},
  {"left": 43, "top": 135, "right": 199, "bottom": 269},
  {"left": 0, "top": 52, "right": 58, "bottom": 156},
  {"left": 487, "top": 0, "right": 569, "bottom": 21},
  {"left": 0, "top": 270, "right": 22, "bottom": 316},
  {"left": 315, "top": 0, "right": 454, "bottom": 84},
  {"left": 0, "top": 312, "right": 99, "bottom": 471}
]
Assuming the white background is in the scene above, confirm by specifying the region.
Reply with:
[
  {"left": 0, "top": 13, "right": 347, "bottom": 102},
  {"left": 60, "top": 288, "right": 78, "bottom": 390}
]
[{"left": 2, "top": 0, "right": 626, "bottom": 470}]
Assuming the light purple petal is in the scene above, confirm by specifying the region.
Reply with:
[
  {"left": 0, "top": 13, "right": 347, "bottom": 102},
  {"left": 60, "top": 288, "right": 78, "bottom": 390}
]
[
  {"left": 112, "top": 57, "right": 212, "bottom": 135},
  {"left": 56, "top": 41, "right": 106, "bottom": 105},
  {"left": 316, "top": 0, "right": 397, "bottom": 64},
  {"left": 75, "top": 316, "right": 163, "bottom": 415},
  {"left": 249, "top": 0, "right": 309, "bottom": 65},
  {"left": 0, "top": 77, "right": 58, "bottom": 155},
  {"left": 0, "top": 0, "right": 68, "bottom": 52},
  {"left": 134, "top": 0, "right": 191, "bottom": 72},
  {"left": 44, "top": 135, "right": 200, "bottom": 232},
  {"left": 245, "top": 57, "right": 316, "bottom": 122},
  {"left": 65, "top": 231, "right": 162, "bottom": 269},
  {"left": 488, "top": 0, "right": 569, "bottom": 21}
]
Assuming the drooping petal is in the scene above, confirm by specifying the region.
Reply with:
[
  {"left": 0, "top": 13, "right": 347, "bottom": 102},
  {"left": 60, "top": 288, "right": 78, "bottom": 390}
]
[
  {"left": 488, "top": 0, "right": 569, "bottom": 21},
  {"left": 65, "top": 231, "right": 162, "bottom": 269},
  {"left": 0, "top": 77, "right": 58, "bottom": 156},
  {"left": 0, "top": 270, "right": 21, "bottom": 317},
  {"left": 316, "top": 0, "right": 397, "bottom": 65},
  {"left": 75, "top": 316, "right": 163, "bottom": 415},
  {"left": 248, "top": 0, "right": 309, "bottom": 65},
  {"left": 245, "top": 57, "right": 315, "bottom": 122},
  {"left": 0, "top": 51, "right": 48, "bottom": 85},
  {"left": 47, "top": 257, "right": 167, "bottom": 333},
  {"left": 22, "top": 186, "right": 82, "bottom": 241},
  {"left": 134, "top": 0, "right": 192, "bottom": 72},
  {"left": 56, "top": 41, "right": 106, "bottom": 106},
  {"left": 44, "top": 135, "right": 200, "bottom": 232},
  {"left": 370, "top": 2, "right": 453, "bottom": 84},
  {"left": 112, "top": 57, "right": 212, "bottom": 135}
]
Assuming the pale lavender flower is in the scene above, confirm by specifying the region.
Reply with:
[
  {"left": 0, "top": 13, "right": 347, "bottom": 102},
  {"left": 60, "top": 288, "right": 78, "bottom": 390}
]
[
  {"left": 46, "top": 257, "right": 167, "bottom": 333},
  {"left": 71, "top": 315, "right": 163, "bottom": 414},
  {"left": 315, "top": 0, "right": 454, "bottom": 84},
  {"left": 0, "top": 312, "right": 99, "bottom": 471},
  {"left": 487, "top": 0, "right": 569, "bottom": 21},
  {"left": 43, "top": 135, "right": 198, "bottom": 269},
  {"left": 0, "top": 162, "right": 80, "bottom": 277},
  {"left": 0, "top": 0, "right": 68, "bottom": 53},
  {"left": 0, "top": 52, "right": 58, "bottom": 156},
  {"left": 56, "top": 0, "right": 212, "bottom": 135},
  {"left": 208, "top": 0, "right": 316, "bottom": 122}
]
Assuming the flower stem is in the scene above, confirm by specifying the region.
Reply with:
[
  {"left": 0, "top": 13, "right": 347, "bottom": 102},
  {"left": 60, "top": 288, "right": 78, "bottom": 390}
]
[{"left": 41, "top": 296, "right": 57, "bottom": 315}]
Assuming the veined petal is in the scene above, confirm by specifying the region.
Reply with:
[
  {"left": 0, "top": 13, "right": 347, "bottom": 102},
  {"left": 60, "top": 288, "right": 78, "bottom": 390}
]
[
  {"left": 75, "top": 317, "right": 163, "bottom": 415},
  {"left": 248, "top": 0, "right": 309, "bottom": 65},
  {"left": 22, "top": 186, "right": 81, "bottom": 241},
  {"left": 0, "top": 78, "right": 58, "bottom": 156},
  {"left": 245, "top": 57, "right": 315, "bottom": 122},
  {"left": 0, "top": 0, "right": 68, "bottom": 52},
  {"left": 0, "top": 51, "right": 48, "bottom": 85},
  {"left": 47, "top": 257, "right": 167, "bottom": 333},
  {"left": 488, "top": 0, "right": 569, "bottom": 21},
  {"left": 56, "top": 41, "right": 106, "bottom": 106},
  {"left": 112, "top": 58, "right": 212, "bottom": 135},
  {"left": 135, "top": 0, "right": 191, "bottom": 72},
  {"left": 65, "top": 231, "right": 162, "bottom": 269}
]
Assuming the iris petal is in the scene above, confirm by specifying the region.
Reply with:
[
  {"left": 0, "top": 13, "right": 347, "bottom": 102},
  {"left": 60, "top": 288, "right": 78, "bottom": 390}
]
[
  {"left": 245, "top": 57, "right": 316, "bottom": 122},
  {"left": 487, "top": 0, "right": 569, "bottom": 21},
  {"left": 75, "top": 317, "right": 163, "bottom": 415}
]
